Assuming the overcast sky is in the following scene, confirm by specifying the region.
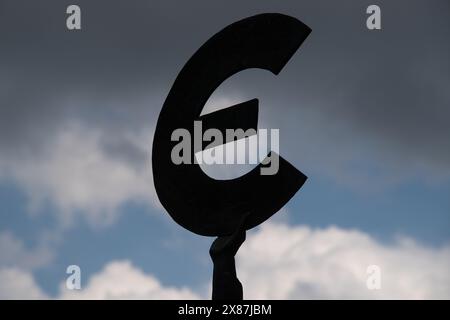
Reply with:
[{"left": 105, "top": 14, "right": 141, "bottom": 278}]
[{"left": 0, "top": 0, "right": 449, "bottom": 299}]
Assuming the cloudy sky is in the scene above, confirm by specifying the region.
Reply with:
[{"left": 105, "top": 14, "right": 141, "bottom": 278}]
[{"left": 0, "top": 0, "right": 449, "bottom": 299}]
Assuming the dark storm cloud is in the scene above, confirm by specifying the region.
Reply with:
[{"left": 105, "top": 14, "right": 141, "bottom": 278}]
[{"left": 0, "top": 0, "right": 449, "bottom": 178}]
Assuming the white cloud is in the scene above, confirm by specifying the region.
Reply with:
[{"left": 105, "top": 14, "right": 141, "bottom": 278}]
[
  {"left": 56, "top": 223, "right": 450, "bottom": 300},
  {"left": 1, "top": 224, "right": 449, "bottom": 300},
  {"left": 0, "top": 231, "right": 53, "bottom": 270},
  {"left": 0, "top": 259, "right": 200, "bottom": 300},
  {"left": 238, "top": 222, "right": 450, "bottom": 299},
  {"left": 0, "top": 122, "right": 158, "bottom": 227},
  {"left": 59, "top": 260, "right": 200, "bottom": 300},
  {"left": 0, "top": 232, "right": 53, "bottom": 299},
  {"left": 0, "top": 267, "right": 48, "bottom": 299}
]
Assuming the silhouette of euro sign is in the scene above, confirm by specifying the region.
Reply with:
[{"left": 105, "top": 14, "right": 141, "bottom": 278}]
[{"left": 152, "top": 13, "right": 310, "bottom": 236}]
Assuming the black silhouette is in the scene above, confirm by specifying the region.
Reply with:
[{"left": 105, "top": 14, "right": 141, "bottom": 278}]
[
  {"left": 209, "top": 213, "right": 249, "bottom": 300},
  {"left": 152, "top": 13, "right": 311, "bottom": 299}
]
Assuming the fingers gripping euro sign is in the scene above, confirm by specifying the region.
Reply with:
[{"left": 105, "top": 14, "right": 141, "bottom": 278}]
[{"left": 152, "top": 13, "right": 310, "bottom": 237}]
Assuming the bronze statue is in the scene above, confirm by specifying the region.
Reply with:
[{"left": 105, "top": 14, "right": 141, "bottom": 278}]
[{"left": 152, "top": 13, "right": 311, "bottom": 299}]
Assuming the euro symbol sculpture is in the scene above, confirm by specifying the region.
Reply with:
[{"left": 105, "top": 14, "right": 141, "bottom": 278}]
[{"left": 152, "top": 13, "right": 311, "bottom": 300}]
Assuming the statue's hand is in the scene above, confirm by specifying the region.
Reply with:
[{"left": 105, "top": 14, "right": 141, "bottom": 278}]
[{"left": 209, "top": 212, "right": 250, "bottom": 259}]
